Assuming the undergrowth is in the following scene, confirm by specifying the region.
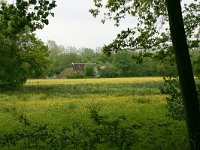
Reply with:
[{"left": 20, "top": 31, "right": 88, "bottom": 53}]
[
  {"left": 160, "top": 77, "right": 185, "bottom": 120},
  {"left": 0, "top": 110, "right": 138, "bottom": 150}
]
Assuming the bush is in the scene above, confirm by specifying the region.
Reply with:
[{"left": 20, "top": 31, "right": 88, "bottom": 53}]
[
  {"left": 84, "top": 64, "right": 96, "bottom": 77},
  {"left": 99, "top": 66, "right": 119, "bottom": 78},
  {"left": 160, "top": 77, "right": 185, "bottom": 120},
  {"left": 66, "top": 72, "right": 85, "bottom": 79},
  {"left": 0, "top": 111, "right": 138, "bottom": 149}
]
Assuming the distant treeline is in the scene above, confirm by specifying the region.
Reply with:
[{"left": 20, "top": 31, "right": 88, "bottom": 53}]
[{"left": 46, "top": 40, "right": 200, "bottom": 78}]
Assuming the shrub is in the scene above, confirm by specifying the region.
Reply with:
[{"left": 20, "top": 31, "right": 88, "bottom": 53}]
[
  {"left": 66, "top": 72, "right": 85, "bottom": 79},
  {"left": 0, "top": 111, "right": 138, "bottom": 149},
  {"left": 160, "top": 77, "right": 185, "bottom": 120},
  {"left": 84, "top": 64, "right": 96, "bottom": 77},
  {"left": 99, "top": 66, "right": 119, "bottom": 78}
]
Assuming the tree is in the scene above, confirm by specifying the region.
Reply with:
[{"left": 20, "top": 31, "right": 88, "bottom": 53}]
[
  {"left": 98, "top": 62, "right": 118, "bottom": 78},
  {"left": 166, "top": 1, "right": 200, "bottom": 148},
  {"left": 0, "top": 0, "right": 56, "bottom": 89},
  {"left": 84, "top": 63, "right": 96, "bottom": 77},
  {"left": 19, "top": 33, "right": 49, "bottom": 78},
  {"left": 47, "top": 41, "right": 84, "bottom": 76},
  {"left": 47, "top": 40, "right": 63, "bottom": 61},
  {"left": 112, "top": 51, "right": 135, "bottom": 77},
  {"left": 90, "top": 0, "right": 200, "bottom": 148},
  {"left": 47, "top": 40, "right": 64, "bottom": 76},
  {"left": 80, "top": 48, "right": 97, "bottom": 62}
]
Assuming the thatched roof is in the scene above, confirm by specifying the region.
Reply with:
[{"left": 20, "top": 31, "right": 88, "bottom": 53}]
[{"left": 57, "top": 63, "right": 96, "bottom": 78}]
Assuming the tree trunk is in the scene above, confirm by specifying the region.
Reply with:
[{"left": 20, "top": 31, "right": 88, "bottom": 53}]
[{"left": 166, "top": 0, "right": 200, "bottom": 149}]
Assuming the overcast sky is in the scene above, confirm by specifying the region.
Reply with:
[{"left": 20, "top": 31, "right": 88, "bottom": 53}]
[
  {"left": 35, "top": 1, "right": 135, "bottom": 49},
  {"left": 7, "top": 0, "right": 191, "bottom": 49}
]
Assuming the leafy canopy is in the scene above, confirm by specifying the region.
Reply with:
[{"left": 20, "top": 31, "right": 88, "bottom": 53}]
[
  {"left": 0, "top": 0, "right": 56, "bottom": 89},
  {"left": 90, "top": 0, "right": 200, "bottom": 55}
]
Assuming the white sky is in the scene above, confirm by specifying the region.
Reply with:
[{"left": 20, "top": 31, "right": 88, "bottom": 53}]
[
  {"left": 6, "top": 0, "right": 192, "bottom": 49},
  {"left": 34, "top": 0, "right": 135, "bottom": 49}
]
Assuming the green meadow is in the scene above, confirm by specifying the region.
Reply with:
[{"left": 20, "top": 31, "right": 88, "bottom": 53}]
[{"left": 0, "top": 77, "right": 188, "bottom": 149}]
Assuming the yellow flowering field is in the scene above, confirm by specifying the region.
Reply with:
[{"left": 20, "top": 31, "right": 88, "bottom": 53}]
[{"left": 26, "top": 77, "right": 163, "bottom": 86}]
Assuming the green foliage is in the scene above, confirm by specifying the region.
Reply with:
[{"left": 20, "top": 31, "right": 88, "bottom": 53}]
[
  {"left": 89, "top": 109, "right": 138, "bottom": 149},
  {"left": 0, "top": 35, "right": 25, "bottom": 89},
  {"left": 18, "top": 34, "right": 50, "bottom": 78},
  {"left": 0, "top": 111, "right": 138, "bottom": 150},
  {"left": 0, "top": 1, "right": 56, "bottom": 90},
  {"left": 84, "top": 64, "right": 96, "bottom": 77},
  {"left": 0, "top": 0, "right": 56, "bottom": 34},
  {"left": 112, "top": 51, "right": 135, "bottom": 77},
  {"left": 191, "top": 49, "right": 200, "bottom": 78},
  {"left": 160, "top": 76, "right": 200, "bottom": 120},
  {"left": 160, "top": 77, "right": 185, "bottom": 120},
  {"left": 47, "top": 41, "right": 83, "bottom": 77},
  {"left": 46, "top": 43, "right": 179, "bottom": 79},
  {"left": 48, "top": 40, "right": 68, "bottom": 76},
  {"left": 98, "top": 63, "right": 119, "bottom": 78},
  {"left": 90, "top": 0, "right": 200, "bottom": 54},
  {"left": 66, "top": 72, "right": 85, "bottom": 79},
  {"left": 80, "top": 48, "right": 97, "bottom": 62},
  {"left": 0, "top": 33, "right": 49, "bottom": 89}
]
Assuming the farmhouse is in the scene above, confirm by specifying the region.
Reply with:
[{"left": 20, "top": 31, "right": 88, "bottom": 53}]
[{"left": 57, "top": 63, "right": 96, "bottom": 78}]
